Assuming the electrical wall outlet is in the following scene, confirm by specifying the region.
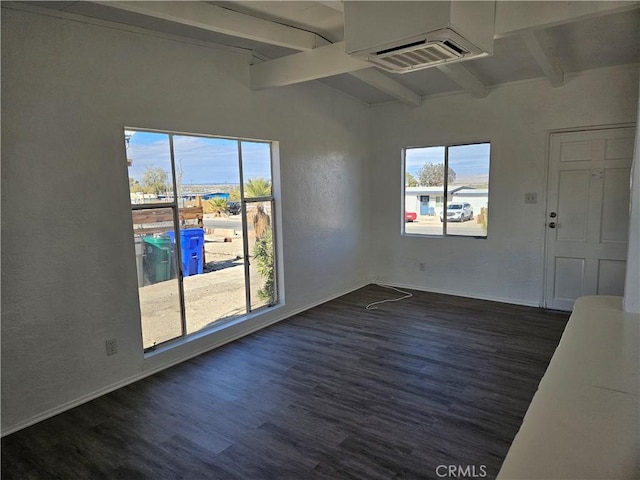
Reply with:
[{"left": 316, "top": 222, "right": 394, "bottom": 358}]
[
  {"left": 419, "top": 262, "right": 426, "bottom": 272},
  {"left": 525, "top": 192, "right": 538, "bottom": 204},
  {"left": 105, "top": 338, "right": 118, "bottom": 356}
]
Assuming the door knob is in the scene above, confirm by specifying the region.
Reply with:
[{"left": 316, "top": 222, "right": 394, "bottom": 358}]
[
  {"left": 549, "top": 222, "right": 556, "bottom": 228},
  {"left": 549, "top": 212, "right": 557, "bottom": 218}
]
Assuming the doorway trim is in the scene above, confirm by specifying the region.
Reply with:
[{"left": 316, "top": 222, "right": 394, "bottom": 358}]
[{"left": 541, "top": 122, "right": 636, "bottom": 309}]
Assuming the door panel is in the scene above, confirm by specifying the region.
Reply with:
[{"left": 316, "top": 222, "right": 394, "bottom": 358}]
[
  {"left": 420, "top": 196, "right": 430, "bottom": 215},
  {"left": 554, "top": 257, "right": 585, "bottom": 301},
  {"left": 601, "top": 168, "right": 631, "bottom": 243},
  {"left": 559, "top": 140, "right": 592, "bottom": 162},
  {"left": 544, "top": 127, "right": 634, "bottom": 310},
  {"left": 597, "top": 260, "right": 626, "bottom": 295},
  {"left": 606, "top": 137, "right": 635, "bottom": 159},
  {"left": 557, "top": 170, "right": 589, "bottom": 241}
]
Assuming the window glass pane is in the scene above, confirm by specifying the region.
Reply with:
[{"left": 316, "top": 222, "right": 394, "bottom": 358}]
[
  {"left": 173, "top": 136, "right": 240, "bottom": 209},
  {"left": 241, "top": 141, "right": 272, "bottom": 198},
  {"left": 404, "top": 146, "right": 445, "bottom": 236},
  {"left": 172, "top": 136, "right": 247, "bottom": 333},
  {"left": 246, "top": 201, "right": 276, "bottom": 310},
  {"left": 446, "top": 143, "right": 490, "bottom": 237},
  {"left": 126, "top": 131, "right": 173, "bottom": 205},
  {"left": 132, "top": 207, "right": 182, "bottom": 349},
  {"left": 182, "top": 226, "right": 247, "bottom": 334},
  {"left": 126, "top": 129, "right": 279, "bottom": 351}
]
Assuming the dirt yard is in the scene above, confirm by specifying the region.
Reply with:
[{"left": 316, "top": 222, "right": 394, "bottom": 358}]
[{"left": 138, "top": 232, "right": 268, "bottom": 349}]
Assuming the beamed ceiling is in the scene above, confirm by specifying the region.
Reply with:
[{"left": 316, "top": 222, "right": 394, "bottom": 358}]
[{"left": 10, "top": 1, "right": 640, "bottom": 106}]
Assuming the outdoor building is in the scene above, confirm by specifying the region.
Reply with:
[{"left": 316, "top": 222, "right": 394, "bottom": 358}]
[
  {"left": 405, "top": 186, "right": 488, "bottom": 217},
  {"left": 404, "top": 185, "right": 489, "bottom": 216},
  {"left": 404, "top": 186, "right": 446, "bottom": 216},
  {"left": 130, "top": 192, "right": 159, "bottom": 204}
]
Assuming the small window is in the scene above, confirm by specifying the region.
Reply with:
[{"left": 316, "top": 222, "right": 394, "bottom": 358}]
[{"left": 403, "top": 142, "right": 490, "bottom": 237}]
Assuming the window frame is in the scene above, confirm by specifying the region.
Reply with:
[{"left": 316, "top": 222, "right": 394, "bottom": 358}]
[
  {"left": 125, "top": 127, "right": 279, "bottom": 352},
  {"left": 402, "top": 141, "right": 491, "bottom": 239}
]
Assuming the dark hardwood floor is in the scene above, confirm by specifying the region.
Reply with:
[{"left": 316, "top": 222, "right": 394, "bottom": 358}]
[{"left": 1, "top": 285, "right": 569, "bottom": 479}]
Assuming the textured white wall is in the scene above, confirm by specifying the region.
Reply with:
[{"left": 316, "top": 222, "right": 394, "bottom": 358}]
[
  {"left": 1, "top": 9, "right": 370, "bottom": 433},
  {"left": 3, "top": 6, "right": 638, "bottom": 436},
  {"left": 624, "top": 87, "right": 640, "bottom": 314},
  {"left": 369, "top": 67, "right": 639, "bottom": 306}
]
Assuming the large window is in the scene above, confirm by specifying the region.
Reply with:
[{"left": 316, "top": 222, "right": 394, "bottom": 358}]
[
  {"left": 125, "top": 129, "right": 278, "bottom": 351},
  {"left": 403, "top": 142, "right": 490, "bottom": 237}
]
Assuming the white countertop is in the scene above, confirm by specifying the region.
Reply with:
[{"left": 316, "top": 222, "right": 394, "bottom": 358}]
[{"left": 497, "top": 296, "right": 639, "bottom": 480}]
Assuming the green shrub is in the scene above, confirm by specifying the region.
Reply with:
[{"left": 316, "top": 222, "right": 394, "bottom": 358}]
[
  {"left": 208, "top": 197, "right": 228, "bottom": 216},
  {"left": 253, "top": 229, "right": 275, "bottom": 302},
  {"left": 482, "top": 207, "right": 488, "bottom": 235}
]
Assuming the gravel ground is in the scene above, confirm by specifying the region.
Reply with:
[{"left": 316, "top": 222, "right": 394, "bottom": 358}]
[{"left": 138, "top": 233, "right": 268, "bottom": 349}]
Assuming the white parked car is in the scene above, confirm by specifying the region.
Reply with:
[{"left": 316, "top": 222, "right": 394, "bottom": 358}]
[{"left": 440, "top": 203, "right": 473, "bottom": 222}]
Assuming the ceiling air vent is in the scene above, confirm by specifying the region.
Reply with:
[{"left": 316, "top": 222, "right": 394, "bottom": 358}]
[
  {"left": 368, "top": 39, "right": 469, "bottom": 73},
  {"left": 344, "top": 1, "right": 495, "bottom": 74}
]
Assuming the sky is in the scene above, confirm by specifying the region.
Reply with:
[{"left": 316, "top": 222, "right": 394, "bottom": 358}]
[
  {"left": 126, "top": 131, "right": 488, "bottom": 187},
  {"left": 126, "top": 130, "right": 272, "bottom": 185},
  {"left": 405, "top": 143, "right": 491, "bottom": 184}
]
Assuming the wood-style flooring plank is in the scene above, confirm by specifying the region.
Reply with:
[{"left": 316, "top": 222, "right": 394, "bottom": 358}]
[{"left": 1, "top": 285, "right": 568, "bottom": 479}]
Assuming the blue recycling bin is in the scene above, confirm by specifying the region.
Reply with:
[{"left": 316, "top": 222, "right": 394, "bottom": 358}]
[{"left": 166, "top": 228, "right": 205, "bottom": 277}]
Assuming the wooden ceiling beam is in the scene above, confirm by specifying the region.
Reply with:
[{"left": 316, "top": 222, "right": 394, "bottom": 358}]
[
  {"left": 437, "top": 63, "right": 489, "bottom": 99},
  {"left": 521, "top": 30, "right": 564, "bottom": 88},
  {"left": 92, "top": 1, "right": 326, "bottom": 50}
]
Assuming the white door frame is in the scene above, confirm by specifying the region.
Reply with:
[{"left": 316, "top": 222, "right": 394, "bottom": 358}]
[{"left": 542, "top": 123, "right": 636, "bottom": 310}]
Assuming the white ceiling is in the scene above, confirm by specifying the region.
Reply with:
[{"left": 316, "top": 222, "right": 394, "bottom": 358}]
[{"left": 14, "top": 1, "right": 640, "bottom": 106}]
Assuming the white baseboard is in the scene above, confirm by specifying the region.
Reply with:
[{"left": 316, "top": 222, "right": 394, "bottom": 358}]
[
  {"left": 1, "top": 281, "right": 369, "bottom": 437},
  {"left": 373, "top": 280, "right": 541, "bottom": 308},
  {"left": 2, "top": 280, "right": 542, "bottom": 436}
]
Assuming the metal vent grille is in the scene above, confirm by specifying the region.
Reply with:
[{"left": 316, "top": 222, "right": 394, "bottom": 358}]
[{"left": 369, "top": 40, "right": 468, "bottom": 73}]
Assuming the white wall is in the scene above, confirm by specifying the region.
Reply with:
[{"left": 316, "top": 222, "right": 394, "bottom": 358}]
[
  {"left": 1, "top": 9, "right": 370, "bottom": 433},
  {"left": 3, "top": 6, "right": 639, "bottom": 436},
  {"left": 624, "top": 87, "right": 640, "bottom": 314},
  {"left": 369, "top": 67, "right": 639, "bottom": 306}
]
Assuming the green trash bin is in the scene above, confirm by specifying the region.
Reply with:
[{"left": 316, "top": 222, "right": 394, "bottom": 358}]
[
  {"left": 134, "top": 235, "right": 145, "bottom": 287},
  {"left": 142, "top": 236, "right": 174, "bottom": 285}
]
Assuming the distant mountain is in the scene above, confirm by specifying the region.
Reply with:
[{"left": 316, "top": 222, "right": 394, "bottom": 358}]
[{"left": 179, "top": 184, "right": 239, "bottom": 194}]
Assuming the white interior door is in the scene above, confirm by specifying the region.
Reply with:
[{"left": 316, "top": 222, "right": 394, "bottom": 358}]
[{"left": 544, "top": 127, "right": 635, "bottom": 311}]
